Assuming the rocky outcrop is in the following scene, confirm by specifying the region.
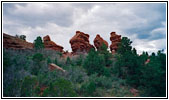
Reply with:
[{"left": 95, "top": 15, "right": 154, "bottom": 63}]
[
  {"left": 110, "top": 32, "right": 121, "bottom": 54},
  {"left": 3, "top": 33, "right": 33, "bottom": 49},
  {"left": 43, "top": 35, "right": 64, "bottom": 52},
  {"left": 48, "top": 63, "right": 66, "bottom": 72},
  {"left": 94, "top": 34, "right": 108, "bottom": 50},
  {"left": 69, "top": 31, "right": 94, "bottom": 54},
  {"left": 145, "top": 59, "right": 150, "bottom": 65},
  {"left": 130, "top": 88, "right": 139, "bottom": 96}
]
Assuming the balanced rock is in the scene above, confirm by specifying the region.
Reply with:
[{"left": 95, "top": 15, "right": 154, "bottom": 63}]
[
  {"left": 94, "top": 34, "right": 108, "bottom": 50},
  {"left": 43, "top": 35, "right": 64, "bottom": 52},
  {"left": 70, "top": 31, "right": 94, "bottom": 53},
  {"left": 3, "top": 33, "right": 33, "bottom": 49},
  {"left": 110, "top": 32, "right": 121, "bottom": 54}
]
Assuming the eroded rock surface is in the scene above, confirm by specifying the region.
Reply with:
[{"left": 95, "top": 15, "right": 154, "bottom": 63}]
[
  {"left": 48, "top": 63, "right": 66, "bottom": 72},
  {"left": 69, "top": 31, "right": 94, "bottom": 54},
  {"left": 43, "top": 35, "right": 64, "bottom": 52},
  {"left": 110, "top": 32, "right": 121, "bottom": 54},
  {"left": 94, "top": 34, "right": 108, "bottom": 50},
  {"left": 3, "top": 33, "right": 33, "bottom": 49}
]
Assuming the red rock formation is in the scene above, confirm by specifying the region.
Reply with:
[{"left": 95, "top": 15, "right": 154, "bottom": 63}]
[
  {"left": 69, "top": 31, "right": 94, "bottom": 53},
  {"left": 48, "top": 63, "right": 66, "bottom": 72},
  {"left": 130, "top": 88, "right": 139, "bottom": 96},
  {"left": 145, "top": 59, "right": 150, "bottom": 65},
  {"left": 3, "top": 33, "right": 33, "bottom": 49},
  {"left": 110, "top": 32, "right": 121, "bottom": 54},
  {"left": 43, "top": 35, "right": 64, "bottom": 52},
  {"left": 94, "top": 34, "right": 108, "bottom": 50}
]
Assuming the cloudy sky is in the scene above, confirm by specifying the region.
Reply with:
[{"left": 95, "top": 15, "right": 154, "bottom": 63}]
[{"left": 3, "top": 2, "right": 166, "bottom": 54}]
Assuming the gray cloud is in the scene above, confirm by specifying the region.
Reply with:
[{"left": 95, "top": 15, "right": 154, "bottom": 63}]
[{"left": 3, "top": 3, "right": 166, "bottom": 54}]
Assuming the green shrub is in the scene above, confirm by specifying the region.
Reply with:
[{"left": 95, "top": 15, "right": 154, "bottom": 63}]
[
  {"left": 80, "top": 81, "right": 96, "bottom": 96},
  {"left": 47, "top": 57, "right": 52, "bottom": 64},
  {"left": 32, "top": 53, "right": 44, "bottom": 62},
  {"left": 66, "top": 65, "right": 88, "bottom": 84},
  {"left": 21, "top": 76, "right": 38, "bottom": 97},
  {"left": 3, "top": 50, "right": 11, "bottom": 71},
  {"left": 75, "top": 55, "right": 84, "bottom": 66},
  {"left": 66, "top": 57, "right": 71, "bottom": 65},
  {"left": 42, "top": 78, "right": 77, "bottom": 97},
  {"left": 31, "top": 53, "right": 45, "bottom": 75},
  {"left": 89, "top": 74, "right": 112, "bottom": 89}
]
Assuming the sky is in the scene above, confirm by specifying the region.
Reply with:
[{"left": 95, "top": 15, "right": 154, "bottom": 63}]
[{"left": 3, "top": 2, "right": 166, "bottom": 54}]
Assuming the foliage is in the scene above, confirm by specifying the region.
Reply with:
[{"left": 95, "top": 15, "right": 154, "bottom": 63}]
[
  {"left": 3, "top": 32, "right": 166, "bottom": 97},
  {"left": 3, "top": 49, "right": 11, "bottom": 71},
  {"left": 20, "top": 35, "right": 26, "bottom": 40},
  {"left": 42, "top": 78, "right": 77, "bottom": 97},
  {"left": 66, "top": 65, "right": 88, "bottom": 84},
  {"left": 114, "top": 37, "right": 141, "bottom": 87},
  {"left": 66, "top": 57, "right": 71, "bottom": 65},
  {"left": 89, "top": 74, "right": 112, "bottom": 89},
  {"left": 83, "top": 48, "right": 105, "bottom": 76},
  {"left": 75, "top": 55, "right": 84, "bottom": 66},
  {"left": 15, "top": 34, "right": 26, "bottom": 40},
  {"left": 140, "top": 51, "right": 166, "bottom": 97},
  {"left": 21, "top": 76, "right": 38, "bottom": 97},
  {"left": 34, "top": 36, "right": 44, "bottom": 50},
  {"left": 31, "top": 53, "right": 45, "bottom": 75},
  {"left": 98, "top": 43, "right": 113, "bottom": 67},
  {"left": 32, "top": 53, "right": 44, "bottom": 63},
  {"left": 80, "top": 81, "right": 96, "bottom": 96}
]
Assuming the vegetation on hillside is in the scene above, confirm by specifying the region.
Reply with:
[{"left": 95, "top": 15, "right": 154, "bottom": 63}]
[{"left": 3, "top": 36, "right": 166, "bottom": 97}]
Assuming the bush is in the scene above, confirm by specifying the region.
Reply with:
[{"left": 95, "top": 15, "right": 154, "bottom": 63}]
[
  {"left": 66, "top": 65, "right": 88, "bottom": 84},
  {"left": 31, "top": 53, "right": 45, "bottom": 75},
  {"left": 32, "top": 53, "right": 44, "bottom": 63},
  {"left": 80, "top": 81, "right": 96, "bottom": 96},
  {"left": 21, "top": 76, "right": 38, "bottom": 97},
  {"left": 66, "top": 57, "right": 71, "bottom": 65},
  {"left": 3, "top": 49, "right": 11, "bottom": 71},
  {"left": 42, "top": 78, "right": 77, "bottom": 97},
  {"left": 89, "top": 74, "right": 112, "bottom": 89}
]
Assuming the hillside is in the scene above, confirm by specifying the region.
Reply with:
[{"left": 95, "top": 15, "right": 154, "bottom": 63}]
[{"left": 3, "top": 31, "right": 166, "bottom": 97}]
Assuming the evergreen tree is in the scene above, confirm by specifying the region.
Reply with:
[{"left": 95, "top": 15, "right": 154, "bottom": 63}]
[
  {"left": 83, "top": 48, "right": 105, "bottom": 76},
  {"left": 34, "top": 36, "right": 44, "bottom": 50},
  {"left": 141, "top": 50, "right": 166, "bottom": 97},
  {"left": 20, "top": 35, "right": 26, "bottom": 40},
  {"left": 114, "top": 37, "right": 141, "bottom": 86},
  {"left": 98, "top": 43, "right": 112, "bottom": 67}
]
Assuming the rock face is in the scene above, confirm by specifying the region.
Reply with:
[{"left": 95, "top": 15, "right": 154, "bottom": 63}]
[
  {"left": 70, "top": 31, "right": 94, "bottom": 53},
  {"left": 110, "top": 32, "right": 121, "bottom": 54},
  {"left": 48, "top": 63, "right": 66, "bottom": 72},
  {"left": 3, "top": 33, "right": 33, "bottom": 49},
  {"left": 94, "top": 34, "right": 108, "bottom": 50},
  {"left": 43, "top": 35, "right": 64, "bottom": 52}
]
